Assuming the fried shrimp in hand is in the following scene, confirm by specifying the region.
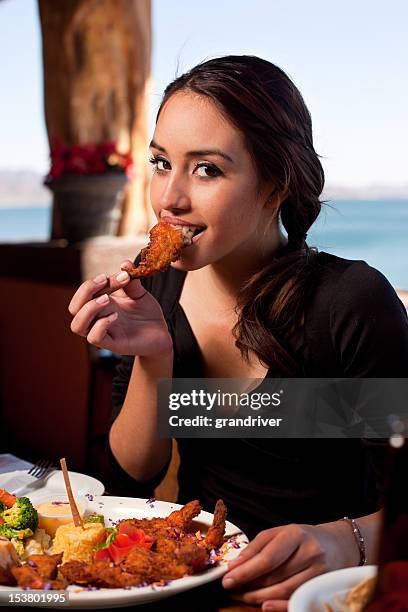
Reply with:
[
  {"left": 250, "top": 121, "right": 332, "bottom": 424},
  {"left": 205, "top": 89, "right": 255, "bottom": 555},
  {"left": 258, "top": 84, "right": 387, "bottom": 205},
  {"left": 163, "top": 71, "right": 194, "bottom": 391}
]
[{"left": 121, "top": 221, "right": 195, "bottom": 278}]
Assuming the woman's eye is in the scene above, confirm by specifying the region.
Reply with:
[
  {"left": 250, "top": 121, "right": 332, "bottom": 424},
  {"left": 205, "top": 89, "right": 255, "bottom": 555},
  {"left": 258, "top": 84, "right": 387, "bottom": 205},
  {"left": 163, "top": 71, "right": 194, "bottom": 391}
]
[
  {"left": 149, "top": 156, "right": 222, "bottom": 178},
  {"left": 194, "top": 163, "right": 222, "bottom": 178},
  {"left": 149, "top": 156, "right": 170, "bottom": 172}
]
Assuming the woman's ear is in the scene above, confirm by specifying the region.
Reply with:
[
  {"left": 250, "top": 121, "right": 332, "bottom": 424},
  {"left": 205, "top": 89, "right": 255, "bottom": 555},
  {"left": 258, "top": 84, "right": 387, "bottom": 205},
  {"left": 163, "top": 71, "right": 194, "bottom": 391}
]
[{"left": 265, "top": 186, "right": 289, "bottom": 210}]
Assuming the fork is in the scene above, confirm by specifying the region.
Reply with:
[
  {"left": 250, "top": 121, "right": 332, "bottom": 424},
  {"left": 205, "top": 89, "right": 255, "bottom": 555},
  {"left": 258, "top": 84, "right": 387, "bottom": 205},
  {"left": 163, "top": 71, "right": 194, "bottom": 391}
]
[{"left": 9, "top": 459, "right": 54, "bottom": 495}]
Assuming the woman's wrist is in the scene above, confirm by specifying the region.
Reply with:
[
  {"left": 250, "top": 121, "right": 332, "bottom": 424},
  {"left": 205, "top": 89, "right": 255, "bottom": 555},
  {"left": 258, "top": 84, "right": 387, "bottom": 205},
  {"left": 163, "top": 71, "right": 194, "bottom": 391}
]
[
  {"left": 317, "top": 519, "right": 361, "bottom": 568},
  {"left": 134, "top": 325, "right": 173, "bottom": 360},
  {"left": 318, "top": 511, "right": 382, "bottom": 569},
  {"left": 140, "top": 340, "right": 173, "bottom": 361}
]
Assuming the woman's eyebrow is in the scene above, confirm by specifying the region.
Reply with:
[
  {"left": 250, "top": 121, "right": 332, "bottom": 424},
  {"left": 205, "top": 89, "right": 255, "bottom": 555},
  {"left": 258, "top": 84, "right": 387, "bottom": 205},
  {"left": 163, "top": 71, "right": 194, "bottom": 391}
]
[{"left": 149, "top": 140, "right": 234, "bottom": 163}]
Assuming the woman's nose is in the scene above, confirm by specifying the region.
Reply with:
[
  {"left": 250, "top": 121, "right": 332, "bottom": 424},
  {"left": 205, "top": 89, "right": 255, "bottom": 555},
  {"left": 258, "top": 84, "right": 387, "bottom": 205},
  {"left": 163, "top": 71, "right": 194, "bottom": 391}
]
[{"left": 159, "top": 176, "right": 191, "bottom": 211}]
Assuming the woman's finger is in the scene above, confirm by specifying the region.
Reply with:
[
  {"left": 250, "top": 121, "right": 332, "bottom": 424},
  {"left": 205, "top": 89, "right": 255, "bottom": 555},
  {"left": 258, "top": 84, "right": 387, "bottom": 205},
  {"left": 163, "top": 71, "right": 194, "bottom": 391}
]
[
  {"left": 120, "top": 259, "right": 135, "bottom": 270},
  {"left": 229, "top": 565, "right": 320, "bottom": 606},
  {"left": 93, "top": 271, "right": 148, "bottom": 302},
  {"left": 70, "top": 294, "right": 113, "bottom": 337},
  {"left": 68, "top": 274, "right": 108, "bottom": 315},
  {"left": 238, "top": 538, "right": 323, "bottom": 591},
  {"left": 227, "top": 530, "right": 276, "bottom": 570},
  {"left": 223, "top": 529, "right": 300, "bottom": 589},
  {"left": 69, "top": 268, "right": 136, "bottom": 314},
  {"left": 92, "top": 270, "right": 132, "bottom": 299},
  {"left": 262, "top": 600, "right": 288, "bottom": 612},
  {"left": 86, "top": 311, "right": 118, "bottom": 346},
  {"left": 239, "top": 557, "right": 306, "bottom": 591}
]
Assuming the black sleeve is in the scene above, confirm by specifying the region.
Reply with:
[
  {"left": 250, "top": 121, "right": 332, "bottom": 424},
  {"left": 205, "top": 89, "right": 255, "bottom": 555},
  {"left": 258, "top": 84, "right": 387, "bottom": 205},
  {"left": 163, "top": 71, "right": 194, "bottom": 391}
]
[
  {"left": 331, "top": 261, "right": 408, "bottom": 503},
  {"left": 111, "top": 355, "right": 135, "bottom": 425},
  {"left": 331, "top": 261, "right": 408, "bottom": 377}
]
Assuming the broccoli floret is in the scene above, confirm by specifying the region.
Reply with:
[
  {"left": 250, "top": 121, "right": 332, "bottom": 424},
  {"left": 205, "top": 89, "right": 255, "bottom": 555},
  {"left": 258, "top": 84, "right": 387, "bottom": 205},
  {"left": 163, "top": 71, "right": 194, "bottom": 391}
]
[
  {"left": 0, "top": 501, "right": 5, "bottom": 513},
  {"left": 0, "top": 525, "right": 33, "bottom": 540},
  {"left": 2, "top": 497, "right": 38, "bottom": 531},
  {"left": 84, "top": 513, "right": 105, "bottom": 526}
]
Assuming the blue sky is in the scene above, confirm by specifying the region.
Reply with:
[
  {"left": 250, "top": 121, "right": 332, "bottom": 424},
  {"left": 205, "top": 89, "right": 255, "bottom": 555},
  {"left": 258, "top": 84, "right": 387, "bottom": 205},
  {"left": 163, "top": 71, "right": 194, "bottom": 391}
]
[{"left": 1, "top": 0, "right": 407, "bottom": 187}]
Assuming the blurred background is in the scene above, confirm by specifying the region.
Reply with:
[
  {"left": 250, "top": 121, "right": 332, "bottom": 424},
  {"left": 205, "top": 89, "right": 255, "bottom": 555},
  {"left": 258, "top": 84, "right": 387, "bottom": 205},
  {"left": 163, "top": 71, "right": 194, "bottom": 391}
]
[
  {"left": 1, "top": 0, "right": 408, "bottom": 285},
  {"left": 0, "top": 0, "right": 407, "bottom": 496}
]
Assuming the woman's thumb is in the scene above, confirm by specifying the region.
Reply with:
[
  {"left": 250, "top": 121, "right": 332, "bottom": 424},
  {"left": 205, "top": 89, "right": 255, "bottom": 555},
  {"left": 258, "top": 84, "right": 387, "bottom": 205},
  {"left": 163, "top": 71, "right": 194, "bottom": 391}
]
[
  {"left": 124, "top": 277, "right": 148, "bottom": 300},
  {"left": 118, "top": 261, "right": 148, "bottom": 299}
]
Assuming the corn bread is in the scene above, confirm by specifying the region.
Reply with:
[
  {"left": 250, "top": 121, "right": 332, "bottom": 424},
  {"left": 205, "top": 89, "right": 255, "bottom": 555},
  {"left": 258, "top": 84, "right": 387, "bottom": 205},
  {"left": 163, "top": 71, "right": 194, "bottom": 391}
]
[{"left": 52, "top": 522, "right": 105, "bottom": 563}]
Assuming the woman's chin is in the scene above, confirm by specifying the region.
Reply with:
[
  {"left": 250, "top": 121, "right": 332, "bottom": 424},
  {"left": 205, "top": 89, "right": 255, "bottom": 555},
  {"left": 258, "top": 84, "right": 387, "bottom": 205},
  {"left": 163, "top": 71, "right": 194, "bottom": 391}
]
[{"left": 171, "top": 259, "right": 201, "bottom": 272}]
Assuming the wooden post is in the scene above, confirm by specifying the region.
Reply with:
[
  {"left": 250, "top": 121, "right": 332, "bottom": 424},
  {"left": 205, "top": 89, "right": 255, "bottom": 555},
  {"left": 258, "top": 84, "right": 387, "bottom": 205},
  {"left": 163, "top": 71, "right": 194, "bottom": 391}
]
[{"left": 38, "top": 0, "right": 151, "bottom": 237}]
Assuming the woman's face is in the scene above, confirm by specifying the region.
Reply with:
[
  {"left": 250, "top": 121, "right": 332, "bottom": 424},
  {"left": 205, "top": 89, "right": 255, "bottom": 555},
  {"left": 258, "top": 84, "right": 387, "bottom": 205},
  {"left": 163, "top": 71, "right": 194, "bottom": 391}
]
[{"left": 149, "top": 91, "right": 277, "bottom": 271}]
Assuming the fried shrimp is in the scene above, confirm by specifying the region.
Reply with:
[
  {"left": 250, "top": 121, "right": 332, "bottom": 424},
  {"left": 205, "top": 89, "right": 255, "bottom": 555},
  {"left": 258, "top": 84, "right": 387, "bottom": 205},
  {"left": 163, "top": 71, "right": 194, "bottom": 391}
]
[
  {"left": 11, "top": 564, "right": 67, "bottom": 590},
  {"left": 201, "top": 499, "right": 227, "bottom": 551},
  {"left": 60, "top": 559, "right": 143, "bottom": 588},
  {"left": 120, "top": 546, "right": 160, "bottom": 583},
  {"left": 25, "top": 553, "right": 62, "bottom": 580},
  {"left": 166, "top": 500, "right": 202, "bottom": 531},
  {"left": 117, "top": 500, "right": 202, "bottom": 537},
  {"left": 122, "top": 221, "right": 195, "bottom": 279}
]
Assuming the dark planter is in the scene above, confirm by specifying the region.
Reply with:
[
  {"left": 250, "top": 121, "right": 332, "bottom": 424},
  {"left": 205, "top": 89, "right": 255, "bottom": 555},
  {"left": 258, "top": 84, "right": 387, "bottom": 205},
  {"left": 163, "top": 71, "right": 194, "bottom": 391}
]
[{"left": 45, "top": 173, "right": 128, "bottom": 243}]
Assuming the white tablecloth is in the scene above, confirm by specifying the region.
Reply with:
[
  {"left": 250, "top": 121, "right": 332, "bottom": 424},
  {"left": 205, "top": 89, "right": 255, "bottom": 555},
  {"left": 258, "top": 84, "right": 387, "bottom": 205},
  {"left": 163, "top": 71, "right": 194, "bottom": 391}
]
[{"left": 0, "top": 453, "right": 33, "bottom": 474}]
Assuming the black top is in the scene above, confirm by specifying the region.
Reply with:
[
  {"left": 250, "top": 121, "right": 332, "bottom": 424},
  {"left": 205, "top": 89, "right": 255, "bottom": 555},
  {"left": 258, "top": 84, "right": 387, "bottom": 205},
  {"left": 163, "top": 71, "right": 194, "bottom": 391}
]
[{"left": 110, "top": 252, "right": 408, "bottom": 539}]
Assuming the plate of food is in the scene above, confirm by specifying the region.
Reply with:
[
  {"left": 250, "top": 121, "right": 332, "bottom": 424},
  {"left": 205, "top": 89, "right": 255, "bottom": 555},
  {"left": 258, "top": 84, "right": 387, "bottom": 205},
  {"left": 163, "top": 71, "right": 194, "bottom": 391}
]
[
  {"left": 0, "top": 489, "right": 248, "bottom": 609},
  {"left": 0, "top": 470, "right": 105, "bottom": 502},
  {"left": 288, "top": 565, "right": 377, "bottom": 612}
]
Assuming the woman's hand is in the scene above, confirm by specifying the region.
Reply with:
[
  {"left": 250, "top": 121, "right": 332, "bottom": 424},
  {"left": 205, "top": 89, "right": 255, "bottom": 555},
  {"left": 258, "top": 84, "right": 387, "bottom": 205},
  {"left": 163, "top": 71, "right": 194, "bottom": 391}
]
[
  {"left": 68, "top": 261, "right": 173, "bottom": 356},
  {"left": 222, "top": 521, "right": 360, "bottom": 611}
]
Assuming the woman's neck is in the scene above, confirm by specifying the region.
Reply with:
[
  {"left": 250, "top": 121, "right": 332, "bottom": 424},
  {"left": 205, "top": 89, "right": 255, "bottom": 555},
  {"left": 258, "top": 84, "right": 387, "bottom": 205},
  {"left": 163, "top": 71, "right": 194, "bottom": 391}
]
[{"left": 199, "top": 224, "right": 287, "bottom": 304}]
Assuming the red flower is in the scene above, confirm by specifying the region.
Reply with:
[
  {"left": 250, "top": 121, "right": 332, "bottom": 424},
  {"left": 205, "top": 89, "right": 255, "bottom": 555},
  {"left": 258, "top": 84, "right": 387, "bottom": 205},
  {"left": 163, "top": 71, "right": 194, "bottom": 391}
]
[{"left": 46, "top": 140, "right": 133, "bottom": 180}]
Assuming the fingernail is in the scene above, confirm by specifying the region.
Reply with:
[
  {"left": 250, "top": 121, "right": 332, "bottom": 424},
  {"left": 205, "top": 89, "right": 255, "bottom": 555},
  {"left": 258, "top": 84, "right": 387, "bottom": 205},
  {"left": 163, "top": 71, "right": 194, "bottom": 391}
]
[
  {"left": 263, "top": 604, "right": 275, "bottom": 611},
  {"left": 93, "top": 273, "right": 107, "bottom": 284},
  {"left": 116, "top": 271, "right": 129, "bottom": 282},
  {"left": 96, "top": 293, "right": 109, "bottom": 304},
  {"left": 223, "top": 578, "right": 234, "bottom": 589}
]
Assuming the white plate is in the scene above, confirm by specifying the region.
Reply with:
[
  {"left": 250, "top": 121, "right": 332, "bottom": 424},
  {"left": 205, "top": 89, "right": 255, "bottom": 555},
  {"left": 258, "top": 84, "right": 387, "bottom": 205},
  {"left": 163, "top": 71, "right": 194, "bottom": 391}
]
[
  {"left": 0, "top": 496, "right": 248, "bottom": 609},
  {"left": 288, "top": 565, "right": 377, "bottom": 612},
  {"left": 0, "top": 470, "right": 105, "bottom": 502}
]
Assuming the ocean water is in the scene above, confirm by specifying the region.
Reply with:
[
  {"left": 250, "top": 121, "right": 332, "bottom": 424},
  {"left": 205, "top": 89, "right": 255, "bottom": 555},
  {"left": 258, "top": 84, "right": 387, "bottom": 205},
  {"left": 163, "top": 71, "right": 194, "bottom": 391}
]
[{"left": 0, "top": 200, "right": 407, "bottom": 288}]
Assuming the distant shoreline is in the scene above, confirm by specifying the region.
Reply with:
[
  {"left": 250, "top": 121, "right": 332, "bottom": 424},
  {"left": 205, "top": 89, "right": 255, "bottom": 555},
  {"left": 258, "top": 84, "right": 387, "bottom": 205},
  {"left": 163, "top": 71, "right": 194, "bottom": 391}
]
[
  {"left": 1, "top": 170, "right": 408, "bottom": 205},
  {"left": 2, "top": 199, "right": 408, "bottom": 209},
  {"left": 0, "top": 202, "right": 51, "bottom": 209}
]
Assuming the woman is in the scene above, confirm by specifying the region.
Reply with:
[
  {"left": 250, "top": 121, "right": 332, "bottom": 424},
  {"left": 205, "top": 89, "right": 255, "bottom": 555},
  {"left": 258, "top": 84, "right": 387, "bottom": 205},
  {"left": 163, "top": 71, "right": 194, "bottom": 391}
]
[{"left": 69, "top": 55, "right": 408, "bottom": 610}]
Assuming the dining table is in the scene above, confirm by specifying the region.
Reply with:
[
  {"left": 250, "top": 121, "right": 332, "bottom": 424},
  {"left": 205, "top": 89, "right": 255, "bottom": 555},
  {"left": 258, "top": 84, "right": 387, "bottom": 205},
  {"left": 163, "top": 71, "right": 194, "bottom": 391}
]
[
  {"left": 0, "top": 454, "right": 262, "bottom": 610},
  {"left": 131, "top": 580, "right": 259, "bottom": 611}
]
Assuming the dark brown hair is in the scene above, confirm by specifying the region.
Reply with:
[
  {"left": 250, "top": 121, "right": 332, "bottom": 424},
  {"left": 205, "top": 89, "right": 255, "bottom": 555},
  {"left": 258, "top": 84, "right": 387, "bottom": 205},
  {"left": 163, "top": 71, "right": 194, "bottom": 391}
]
[{"left": 158, "top": 55, "right": 324, "bottom": 374}]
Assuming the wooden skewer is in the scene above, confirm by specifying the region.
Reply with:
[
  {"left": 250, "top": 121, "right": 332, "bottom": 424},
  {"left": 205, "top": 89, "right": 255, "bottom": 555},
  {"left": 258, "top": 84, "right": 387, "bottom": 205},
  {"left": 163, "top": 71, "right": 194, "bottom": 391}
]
[{"left": 59, "top": 458, "right": 83, "bottom": 529}]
